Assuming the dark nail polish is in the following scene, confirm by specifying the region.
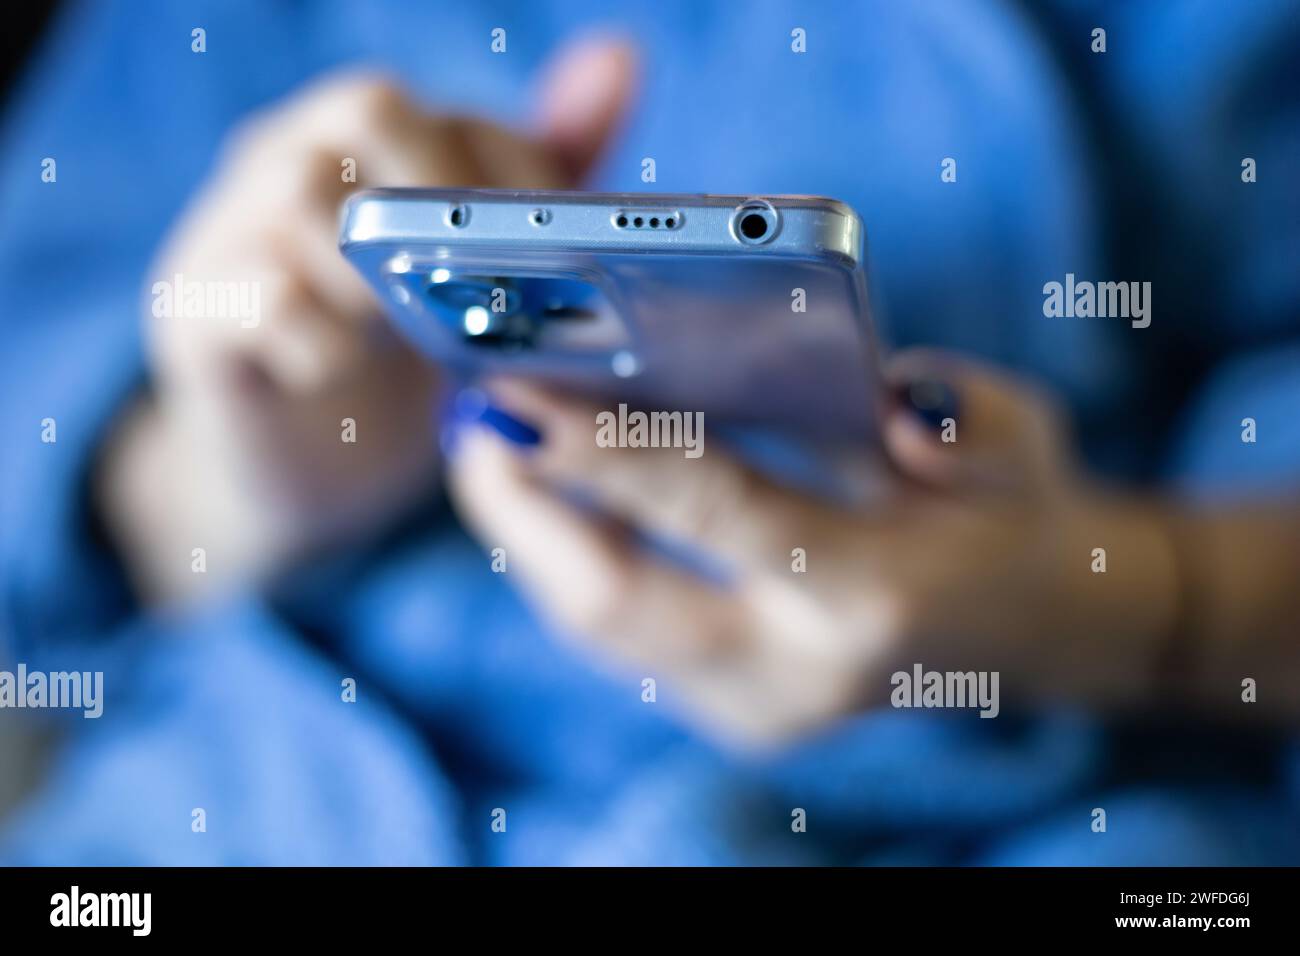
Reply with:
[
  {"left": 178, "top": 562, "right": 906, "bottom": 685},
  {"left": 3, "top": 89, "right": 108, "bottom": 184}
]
[
  {"left": 895, "top": 380, "right": 959, "bottom": 430},
  {"left": 449, "top": 387, "right": 542, "bottom": 448},
  {"left": 479, "top": 403, "right": 542, "bottom": 446}
]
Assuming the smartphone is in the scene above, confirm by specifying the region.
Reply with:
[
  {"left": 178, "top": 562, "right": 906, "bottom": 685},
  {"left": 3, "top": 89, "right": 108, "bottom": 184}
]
[{"left": 339, "top": 189, "right": 879, "bottom": 442}]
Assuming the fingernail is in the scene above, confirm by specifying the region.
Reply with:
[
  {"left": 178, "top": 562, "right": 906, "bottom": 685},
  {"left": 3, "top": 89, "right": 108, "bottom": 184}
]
[
  {"left": 480, "top": 403, "right": 543, "bottom": 447},
  {"left": 449, "top": 387, "right": 543, "bottom": 448},
  {"left": 894, "top": 380, "right": 959, "bottom": 430}
]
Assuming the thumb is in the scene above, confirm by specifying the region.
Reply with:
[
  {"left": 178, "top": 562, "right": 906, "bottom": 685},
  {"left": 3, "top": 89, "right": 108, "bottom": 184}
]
[
  {"left": 881, "top": 350, "right": 1072, "bottom": 496},
  {"left": 534, "top": 35, "right": 638, "bottom": 183}
]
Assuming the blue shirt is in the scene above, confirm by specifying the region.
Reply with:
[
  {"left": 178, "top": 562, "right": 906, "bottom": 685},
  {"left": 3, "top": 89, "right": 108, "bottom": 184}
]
[{"left": 1, "top": 0, "right": 1297, "bottom": 864}]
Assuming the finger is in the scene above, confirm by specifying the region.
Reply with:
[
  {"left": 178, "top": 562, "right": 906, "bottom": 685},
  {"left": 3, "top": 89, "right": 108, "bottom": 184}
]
[
  {"left": 445, "top": 422, "right": 751, "bottom": 668},
  {"left": 474, "top": 380, "right": 831, "bottom": 576},
  {"left": 454, "top": 116, "right": 573, "bottom": 189},
  {"left": 259, "top": 144, "right": 387, "bottom": 319},
  {"left": 228, "top": 72, "right": 476, "bottom": 187},
  {"left": 251, "top": 73, "right": 563, "bottom": 189},
  {"left": 882, "top": 349, "right": 1072, "bottom": 496},
  {"left": 216, "top": 111, "right": 478, "bottom": 316},
  {"left": 223, "top": 82, "right": 569, "bottom": 315},
  {"left": 149, "top": 249, "right": 375, "bottom": 400},
  {"left": 534, "top": 35, "right": 639, "bottom": 181},
  {"left": 252, "top": 273, "right": 374, "bottom": 393}
]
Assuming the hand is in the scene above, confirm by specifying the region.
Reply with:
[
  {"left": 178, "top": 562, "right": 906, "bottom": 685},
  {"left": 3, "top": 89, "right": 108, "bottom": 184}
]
[
  {"left": 445, "top": 353, "right": 1181, "bottom": 744},
  {"left": 97, "top": 38, "right": 637, "bottom": 600}
]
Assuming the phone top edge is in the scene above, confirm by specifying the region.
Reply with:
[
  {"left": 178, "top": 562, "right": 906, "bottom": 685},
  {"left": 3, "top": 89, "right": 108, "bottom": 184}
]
[
  {"left": 340, "top": 189, "right": 864, "bottom": 265},
  {"left": 345, "top": 187, "right": 855, "bottom": 213}
]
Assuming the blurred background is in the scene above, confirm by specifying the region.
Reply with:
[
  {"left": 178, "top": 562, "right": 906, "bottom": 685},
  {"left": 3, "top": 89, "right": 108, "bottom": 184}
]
[{"left": 0, "top": 0, "right": 1298, "bottom": 865}]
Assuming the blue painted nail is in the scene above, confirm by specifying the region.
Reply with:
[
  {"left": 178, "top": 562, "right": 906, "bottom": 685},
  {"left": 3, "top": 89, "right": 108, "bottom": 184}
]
[
  {"left": 479, "top": 403, "right": 542, "bottom": 446},
  {"left": 450, "top": 387, "right": 542, "bottom": 448},
  {"left": 896, "top": 380, "right": 959, "bottom": 430}
]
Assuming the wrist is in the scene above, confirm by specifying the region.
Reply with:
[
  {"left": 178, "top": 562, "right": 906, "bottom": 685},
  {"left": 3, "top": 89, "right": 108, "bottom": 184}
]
[
  {"left": 95, "top": 395, "right": 271, "bottom": 603},
  {"left": 95, "top": 394, "right": 182, "bottom": 600},
  {"left": 1052, "top": 490, "right": 1182, "bottom": 704}
]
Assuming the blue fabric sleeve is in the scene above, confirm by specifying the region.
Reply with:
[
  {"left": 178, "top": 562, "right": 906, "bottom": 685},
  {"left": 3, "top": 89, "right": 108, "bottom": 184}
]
[
  {"left": 0, "top": 1, "right": 312, "bottom": 660},
  {"left": 1164, "top": 346, "right": 1300, "bottom": 496},
  {"left": 0, "top": 599, "right": 464, "bottom": 865}
]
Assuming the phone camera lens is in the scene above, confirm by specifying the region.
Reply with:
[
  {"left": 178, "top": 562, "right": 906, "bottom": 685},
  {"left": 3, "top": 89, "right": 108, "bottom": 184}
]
[
  {"left": 616, "top": 214, "right": 628, "bottom": 227},
  {"left": 740, "top": 213, "right": 767, "bottom": 240},
  {"left": 426, "top": 275, "right": 531, "bottom": 347}
]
